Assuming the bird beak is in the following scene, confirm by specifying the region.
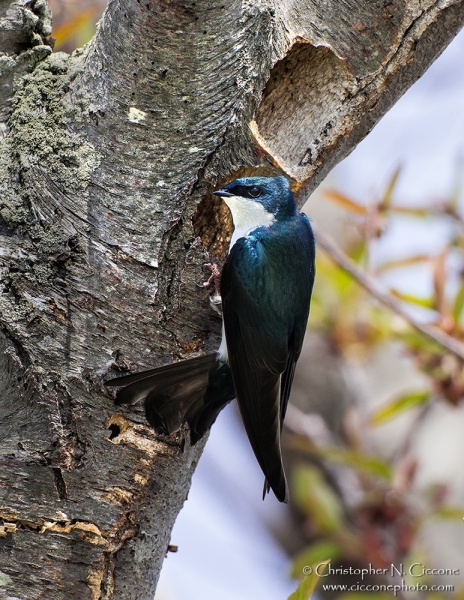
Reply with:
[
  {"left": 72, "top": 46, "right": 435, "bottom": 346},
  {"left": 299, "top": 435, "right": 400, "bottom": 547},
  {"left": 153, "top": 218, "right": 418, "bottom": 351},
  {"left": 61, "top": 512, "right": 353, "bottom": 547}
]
[{"left": 213, "top": 189, "right": 234, "bottom": 197}]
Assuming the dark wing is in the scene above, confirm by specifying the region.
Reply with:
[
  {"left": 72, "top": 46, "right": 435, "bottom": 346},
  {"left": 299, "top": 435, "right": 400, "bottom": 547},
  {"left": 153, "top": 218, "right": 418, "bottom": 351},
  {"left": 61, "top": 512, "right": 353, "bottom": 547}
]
[
  {"left": 105, "top": 354, "right": 235, "bottom": 443},
  {"left": 221, "top": 220, "right": 314, "bottom": 503},
  {"left": 262, "top": 331, "right": 304, "bottom": 498},
  {"left": 278, "top": 215, "right": 315, "bottom": 424}
]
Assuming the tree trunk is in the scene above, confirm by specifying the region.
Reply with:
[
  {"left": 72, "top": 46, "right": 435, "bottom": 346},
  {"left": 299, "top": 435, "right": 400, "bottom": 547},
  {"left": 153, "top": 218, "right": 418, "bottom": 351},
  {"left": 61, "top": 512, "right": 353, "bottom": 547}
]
[{"left": 0, "top": 0, "right": 462, "bottom": 597}]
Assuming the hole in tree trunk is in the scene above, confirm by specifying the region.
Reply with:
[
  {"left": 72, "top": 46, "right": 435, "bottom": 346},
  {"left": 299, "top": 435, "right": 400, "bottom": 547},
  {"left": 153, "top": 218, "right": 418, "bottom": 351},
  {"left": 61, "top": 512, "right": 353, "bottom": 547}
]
[
  {"left": 252, "top": 42, "right": 355, "bottom": 182},
  {"left": 108, "top": 423, "right": 121, "bottom": 440}
]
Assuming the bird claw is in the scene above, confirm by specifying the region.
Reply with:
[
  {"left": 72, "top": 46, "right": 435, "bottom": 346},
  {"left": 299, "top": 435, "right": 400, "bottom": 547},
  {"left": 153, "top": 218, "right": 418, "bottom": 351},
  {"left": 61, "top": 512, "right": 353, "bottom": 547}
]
[
  {"left": 198, "top": 261, "right": 222, "bottom": 316},
  {"left": 209, "top": 293, "right": 223, "bottom": 316},
  {"left": 198, "top": 262, "right": 221, "bottom": 292}
]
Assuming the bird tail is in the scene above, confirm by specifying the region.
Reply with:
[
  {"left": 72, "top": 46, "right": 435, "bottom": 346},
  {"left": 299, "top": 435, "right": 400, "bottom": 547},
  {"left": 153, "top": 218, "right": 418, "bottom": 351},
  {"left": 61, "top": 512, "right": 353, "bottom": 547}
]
[
  {"left": 105, "top": 354, "right": 235, "bottom": 444},
  {"left": 262, "top": 472, "right": 288, "bottom": 504},
  {"left": 232, "top": 369, "right": 289, "bottom": 503}
]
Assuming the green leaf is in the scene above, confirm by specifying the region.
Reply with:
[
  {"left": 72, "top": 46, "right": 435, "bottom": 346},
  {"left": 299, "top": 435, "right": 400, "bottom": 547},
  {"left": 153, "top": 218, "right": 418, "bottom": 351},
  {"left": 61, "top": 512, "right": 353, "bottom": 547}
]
[
  {"left": 453, "top": 279, "right": 464, "bottom": 323},
  {"left": 292, "top": 465, "right": 344, "bottom": 534},
  {"left": 369, "top": 390, "right": 430, "bottom": 426},
  {"left": 320, "top": 447, "right": 392, "bottom": 480},
  {"left": 347, "top": 239, "right": 367, "bottom": 265},
  {"left": 428, "top": 506, "right": 464, "bottom": 520},
  {"left": 398, "top": 331, "right": 444, "bottom": 355},
  {"left": 289, "top": 437, "right": 392, "bottom": 480},
  {"left": 291, "top": 541, "right": 341, "bottom": 579},
  {"left": 448, "top": 170, "right": 462, "bottom": 211},
  {"left": 389, "top": 289, "right": 435, "bottom": 309},
  {"left": 288, "top": 560, "right": 330, "bottom": 600}
]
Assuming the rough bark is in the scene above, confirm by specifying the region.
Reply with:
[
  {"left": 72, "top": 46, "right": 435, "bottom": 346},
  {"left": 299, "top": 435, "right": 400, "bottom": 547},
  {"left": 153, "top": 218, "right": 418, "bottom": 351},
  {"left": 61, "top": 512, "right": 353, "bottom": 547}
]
[{"left": 0, "top": 0, "right": 462, "bottom": 598}]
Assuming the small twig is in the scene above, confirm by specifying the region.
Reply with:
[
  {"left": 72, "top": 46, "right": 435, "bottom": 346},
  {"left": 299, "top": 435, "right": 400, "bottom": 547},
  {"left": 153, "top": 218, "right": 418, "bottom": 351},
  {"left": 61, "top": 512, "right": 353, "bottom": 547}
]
[{"left": 312, "top": 221, "right": 464, "bottom": 362}]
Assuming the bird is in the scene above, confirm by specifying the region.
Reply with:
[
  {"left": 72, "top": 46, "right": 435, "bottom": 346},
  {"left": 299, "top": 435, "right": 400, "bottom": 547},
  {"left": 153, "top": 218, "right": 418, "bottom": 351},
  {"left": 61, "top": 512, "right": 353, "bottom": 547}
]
[{"left": 105, "top": 176, "right": 315, "bottom": 502}]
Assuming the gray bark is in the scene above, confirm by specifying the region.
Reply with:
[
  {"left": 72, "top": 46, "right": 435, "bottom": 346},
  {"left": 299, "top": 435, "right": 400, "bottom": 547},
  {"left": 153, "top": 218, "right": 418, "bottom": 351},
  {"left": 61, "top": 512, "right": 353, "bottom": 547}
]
[{"left": 0, "top": 0, "right": 462, "bottom": 598}]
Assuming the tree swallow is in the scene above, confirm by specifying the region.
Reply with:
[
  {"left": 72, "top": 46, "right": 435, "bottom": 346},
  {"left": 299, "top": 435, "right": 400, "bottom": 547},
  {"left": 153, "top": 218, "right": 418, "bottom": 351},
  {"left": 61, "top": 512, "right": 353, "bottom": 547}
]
[{"left": 105, "top": 176, "right": 315, "bottom": 502}]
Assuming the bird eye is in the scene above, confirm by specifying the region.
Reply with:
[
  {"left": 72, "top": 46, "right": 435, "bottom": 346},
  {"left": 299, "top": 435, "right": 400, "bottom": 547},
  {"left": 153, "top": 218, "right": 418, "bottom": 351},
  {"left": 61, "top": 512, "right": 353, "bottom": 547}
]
[{"left": 248, "top": 186, "right": 261, "bottom": 198}]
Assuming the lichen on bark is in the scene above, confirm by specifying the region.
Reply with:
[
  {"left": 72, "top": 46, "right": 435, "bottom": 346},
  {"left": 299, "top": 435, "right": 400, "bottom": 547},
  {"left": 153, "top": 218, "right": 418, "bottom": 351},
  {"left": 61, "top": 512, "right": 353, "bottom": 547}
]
[{"left": 2, "top": 49, "right": 99, "bottom": 224}]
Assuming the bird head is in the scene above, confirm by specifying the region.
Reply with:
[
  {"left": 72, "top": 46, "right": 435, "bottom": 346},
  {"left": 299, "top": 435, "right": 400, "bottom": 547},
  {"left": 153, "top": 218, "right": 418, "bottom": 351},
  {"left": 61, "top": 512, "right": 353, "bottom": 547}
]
[{"left": 213, "top": 176, "right": 296, "bottom": 223}]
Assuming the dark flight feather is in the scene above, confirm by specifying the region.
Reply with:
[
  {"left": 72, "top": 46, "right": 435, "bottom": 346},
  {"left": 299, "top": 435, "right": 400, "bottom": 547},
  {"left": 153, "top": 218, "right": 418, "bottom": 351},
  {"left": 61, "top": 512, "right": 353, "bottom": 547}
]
[{"left": 105, "top": 354, "right": 235, "bottom": 444}]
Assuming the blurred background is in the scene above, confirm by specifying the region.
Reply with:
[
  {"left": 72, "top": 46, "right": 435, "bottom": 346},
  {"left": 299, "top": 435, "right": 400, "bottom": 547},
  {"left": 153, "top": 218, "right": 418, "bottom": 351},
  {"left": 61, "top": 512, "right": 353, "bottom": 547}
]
[{"left": 48, "top": 4, "right": 464, "bottom": 599}]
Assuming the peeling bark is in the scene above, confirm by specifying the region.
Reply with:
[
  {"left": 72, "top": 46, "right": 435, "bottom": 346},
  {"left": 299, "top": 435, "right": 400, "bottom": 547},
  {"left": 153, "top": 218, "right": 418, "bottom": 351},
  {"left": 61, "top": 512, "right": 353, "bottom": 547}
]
[{"left": 0, "top": 0, "right": 463, "bottom": 597}]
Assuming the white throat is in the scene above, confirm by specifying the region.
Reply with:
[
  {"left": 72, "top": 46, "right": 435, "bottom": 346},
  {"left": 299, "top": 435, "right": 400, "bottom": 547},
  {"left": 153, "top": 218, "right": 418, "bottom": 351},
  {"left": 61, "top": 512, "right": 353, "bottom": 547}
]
[{"left": 224, "top": 195, "right": 275, "bottom": 252}]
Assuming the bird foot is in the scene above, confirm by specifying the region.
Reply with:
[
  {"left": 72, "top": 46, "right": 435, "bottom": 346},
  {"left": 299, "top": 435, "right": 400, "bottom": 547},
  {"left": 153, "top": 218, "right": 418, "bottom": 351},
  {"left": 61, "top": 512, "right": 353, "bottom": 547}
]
[
  {"left": 198, "top": 261, "right": 221, "bottom": 293},
  {"left": 197, "top": 261, "right": 222, "bottom": 316},
  {"left": 208, "top": 292, "right": 222, "bottom": 316}
]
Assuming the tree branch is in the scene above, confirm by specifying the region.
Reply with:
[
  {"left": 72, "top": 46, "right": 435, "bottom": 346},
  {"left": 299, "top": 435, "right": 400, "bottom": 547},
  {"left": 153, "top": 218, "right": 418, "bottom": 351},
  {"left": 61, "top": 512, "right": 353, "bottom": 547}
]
[{"left": 312, "top": 221, "right": 464, "bottom": 361}]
